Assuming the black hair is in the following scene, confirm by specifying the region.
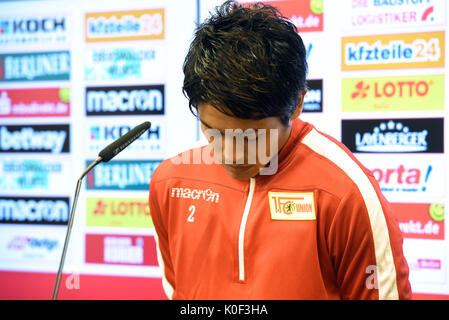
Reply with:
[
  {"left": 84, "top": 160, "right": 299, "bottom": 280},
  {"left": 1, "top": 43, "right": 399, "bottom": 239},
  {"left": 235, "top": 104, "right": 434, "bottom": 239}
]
[{"left": 182, "top": 0, "right": 308, "bottom": 126}]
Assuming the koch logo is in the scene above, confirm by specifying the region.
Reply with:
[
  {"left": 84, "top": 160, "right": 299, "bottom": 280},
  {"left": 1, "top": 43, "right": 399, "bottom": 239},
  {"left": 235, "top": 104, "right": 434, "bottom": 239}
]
[
  {"left": 342, "top": 74, "right": 444, "bottom": 112},
  {"left": 0, "top": 15, "right": 68, "bottom": 46},
  {"left": 0, "top": 124, "right": 70, "bottom": 153},
  {"left": 0, "top": 51, "right": 70, "bottom": 82},
  {"left": 341, "top": 118, "right": 444, "bottom": 153},
  {"left": 303, "top": 79, "right": 322, "bottom": 112},
  {"left": 85, "top": 85, "right": 164, "bottom": 116},
  {"left": 87, "top": 122, "right": 163, "bottom": 154},
  {"left": 342, "top": 31, "right": 444, "bottom": 70},
  {"left": 0, "top": 196, "right": 69, "bottom": 225},
  {"left": 89, "top": 124, "right": 160, "bottom": 141},
  {"left": 86, "top": 159, "right": 161, "bottom": 190},
  {"left": 0, "top": 16, "right": 65, "bottom": 34},
  {"left": 85, "top": 9, "right": 164, "bottom": 42}
]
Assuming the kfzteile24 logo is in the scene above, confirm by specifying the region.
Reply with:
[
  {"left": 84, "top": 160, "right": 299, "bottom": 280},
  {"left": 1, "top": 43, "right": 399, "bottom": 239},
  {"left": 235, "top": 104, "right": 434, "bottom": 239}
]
[
  {"left": 342, "top": 31, "right": 444, "bottom": 70},
  {"left": 85, "top": 9, "right": 164, "bottom": 42}
]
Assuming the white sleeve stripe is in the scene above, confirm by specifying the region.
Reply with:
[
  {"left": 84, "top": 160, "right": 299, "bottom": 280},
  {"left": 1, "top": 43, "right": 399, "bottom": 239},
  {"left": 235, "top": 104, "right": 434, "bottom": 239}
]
[
  {"left": 302, "top": 128, "right": 399, "bottom": 300},
  {"left": 153, "top": 231, "right": 174, "bottom": 300}
]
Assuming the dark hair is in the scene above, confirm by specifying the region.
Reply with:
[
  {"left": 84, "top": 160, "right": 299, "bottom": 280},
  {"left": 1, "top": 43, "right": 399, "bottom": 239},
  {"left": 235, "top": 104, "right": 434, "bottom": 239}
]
[{"left": 182, "top": 0, "right": 308, "bottom": 126}]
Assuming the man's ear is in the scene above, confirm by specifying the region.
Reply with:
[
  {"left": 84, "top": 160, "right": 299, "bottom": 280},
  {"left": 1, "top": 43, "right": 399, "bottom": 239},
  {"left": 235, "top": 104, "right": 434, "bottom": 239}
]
[{"left": 290, "top": 88, "right": 308, "bottom": 121}]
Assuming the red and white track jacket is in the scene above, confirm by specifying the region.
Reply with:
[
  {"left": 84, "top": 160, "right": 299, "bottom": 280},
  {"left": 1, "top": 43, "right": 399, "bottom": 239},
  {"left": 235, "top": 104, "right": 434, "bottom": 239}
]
[{"left": 148, "top": 119, "right": 412, "bottom": 299}]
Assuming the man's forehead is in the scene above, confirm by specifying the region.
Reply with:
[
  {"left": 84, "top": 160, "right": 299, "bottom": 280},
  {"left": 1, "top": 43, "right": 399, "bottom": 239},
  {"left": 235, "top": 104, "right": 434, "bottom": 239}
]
[{"left": 198, "top": 103, "right": 279, "bottom": 131}]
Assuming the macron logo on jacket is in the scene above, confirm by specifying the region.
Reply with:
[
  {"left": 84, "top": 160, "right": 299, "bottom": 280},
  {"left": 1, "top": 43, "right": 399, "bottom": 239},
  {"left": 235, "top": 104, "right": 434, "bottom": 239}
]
[{"left": 170, "top": 187, "right": 220, "bottom": 203}]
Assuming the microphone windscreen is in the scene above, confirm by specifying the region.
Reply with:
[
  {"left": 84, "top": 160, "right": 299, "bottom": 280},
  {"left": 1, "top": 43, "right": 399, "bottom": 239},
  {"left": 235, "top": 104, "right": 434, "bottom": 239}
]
[{"left": 98, "top": 121, "right": 151, "bottom": 162}]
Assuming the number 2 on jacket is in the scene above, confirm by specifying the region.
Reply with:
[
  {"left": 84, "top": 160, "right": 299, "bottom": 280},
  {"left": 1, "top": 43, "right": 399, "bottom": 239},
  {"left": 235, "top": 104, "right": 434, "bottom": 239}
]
[{"left": 187, "top": 205, "right": 195, "bottom": 222}]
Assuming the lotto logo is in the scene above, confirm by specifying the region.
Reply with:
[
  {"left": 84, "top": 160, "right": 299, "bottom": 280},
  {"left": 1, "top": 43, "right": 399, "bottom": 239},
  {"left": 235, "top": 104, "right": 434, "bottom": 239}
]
[
  {"left": 342, "top": 74, "right": 444, "bottom": 112},
  {"left": 342, "top": 31, "right": 444, "bottom": 70}
]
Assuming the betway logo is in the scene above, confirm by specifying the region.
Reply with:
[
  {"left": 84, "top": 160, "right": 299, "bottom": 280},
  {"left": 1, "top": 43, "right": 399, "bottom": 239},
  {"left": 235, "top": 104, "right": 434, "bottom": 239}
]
[
  {"left": 0, "top": 125, "right": 69, "bottom": 153},
  {"left": 170, "top": 187, "right": 220, "bottom": 203}
]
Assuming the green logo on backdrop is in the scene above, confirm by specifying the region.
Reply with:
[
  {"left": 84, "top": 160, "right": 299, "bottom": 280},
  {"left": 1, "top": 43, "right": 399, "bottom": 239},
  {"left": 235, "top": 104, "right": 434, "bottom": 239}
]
[{"left": 0, "top": 51, "right": 70, "bottom": 82}]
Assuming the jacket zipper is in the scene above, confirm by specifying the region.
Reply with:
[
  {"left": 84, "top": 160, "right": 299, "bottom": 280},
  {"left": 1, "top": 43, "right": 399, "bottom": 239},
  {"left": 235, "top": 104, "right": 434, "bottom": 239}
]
[{"left": 237, "top": 177, "right": 255, "bottom": 282}]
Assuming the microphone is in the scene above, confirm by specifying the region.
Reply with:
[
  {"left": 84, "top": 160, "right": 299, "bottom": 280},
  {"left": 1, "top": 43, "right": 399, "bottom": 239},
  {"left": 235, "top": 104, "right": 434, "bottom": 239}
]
[
  {"left": 52, "top": 121, "right": 151, "bottom": 300},
  {"left": 99, "top": 121, "right": 151, "bottom": 162}
]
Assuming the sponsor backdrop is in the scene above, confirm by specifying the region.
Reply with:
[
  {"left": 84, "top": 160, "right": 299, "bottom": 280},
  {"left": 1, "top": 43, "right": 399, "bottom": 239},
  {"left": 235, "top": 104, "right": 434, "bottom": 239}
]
[{"left": 0, "top": 0, "right": 447, "bottom": 299}]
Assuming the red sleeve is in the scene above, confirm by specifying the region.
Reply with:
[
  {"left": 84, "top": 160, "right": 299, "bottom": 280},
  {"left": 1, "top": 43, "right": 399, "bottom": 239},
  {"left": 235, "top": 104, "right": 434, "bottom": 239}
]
[
  {"left": 149, "top": 174, "right": 176, "bottom": 299},
  {"left": 327, "top": 186, "right": 412, "bottom": 300}
]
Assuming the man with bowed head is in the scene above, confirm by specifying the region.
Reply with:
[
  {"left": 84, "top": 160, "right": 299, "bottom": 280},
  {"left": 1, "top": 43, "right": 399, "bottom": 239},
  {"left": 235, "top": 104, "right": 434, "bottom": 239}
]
[{"left": 149, "top": 0, "right": 411, "bottom": 299}]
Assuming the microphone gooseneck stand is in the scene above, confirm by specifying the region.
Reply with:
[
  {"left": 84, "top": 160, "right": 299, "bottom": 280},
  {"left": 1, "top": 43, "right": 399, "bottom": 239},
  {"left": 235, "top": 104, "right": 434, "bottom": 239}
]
[
  {"left": 51, "top": 157, "right": 102, "bottom": 300},
  {"left": 51, "top": 121, "right": 151, "bottom": 300}
]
